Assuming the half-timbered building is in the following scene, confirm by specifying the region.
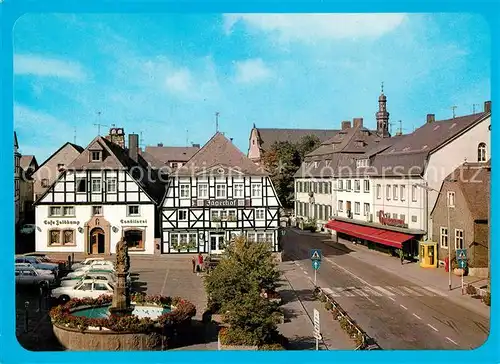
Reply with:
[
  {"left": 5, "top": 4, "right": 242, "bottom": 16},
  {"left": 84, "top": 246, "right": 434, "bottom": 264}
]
[
  {"left": 34, "top": 134, "right": 165, "bottom": 255},
  {"left": 161, "top": 132, "right": 281, "bottom": 254}
]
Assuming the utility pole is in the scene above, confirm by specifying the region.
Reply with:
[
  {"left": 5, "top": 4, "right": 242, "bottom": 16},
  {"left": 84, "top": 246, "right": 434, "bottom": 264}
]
[
  {"left": 215, "top": 112, "right": 220, "bottom": 133},
  {"left": 451, "top": 106, "right": 457, "bottom": 119}
]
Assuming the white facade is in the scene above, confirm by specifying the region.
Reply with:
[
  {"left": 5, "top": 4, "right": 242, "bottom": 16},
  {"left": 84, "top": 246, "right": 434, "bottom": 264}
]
[
  {"left": 35, "top": 169, "right": 157, "bottom": 255},
  {"left": 295, "top": 178, "right": 334, "bottom": 228},
  {"left": 162, "top": 171, "right": 281, "bottom": 254},
  {"left": 424, "top": 115, "right": 490, "bottom": 239},
  {"left": 335, "top": 177, "right": 375, "bottom": 223}
]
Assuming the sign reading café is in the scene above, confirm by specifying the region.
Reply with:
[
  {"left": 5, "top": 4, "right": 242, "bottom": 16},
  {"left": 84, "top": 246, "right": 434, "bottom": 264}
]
[
  {"left": 44, "top": 219, "right": 80, "bottom": 226},
  {"left": 378, "top": 210, "right": 408, "bottom": 228}
]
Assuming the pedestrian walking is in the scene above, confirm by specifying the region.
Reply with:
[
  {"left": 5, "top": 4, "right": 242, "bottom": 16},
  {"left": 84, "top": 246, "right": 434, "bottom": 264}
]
[
  {"left": 399, "top": 249, "right": 404, "bottom": 265},
  {"left": 197, "top": 253, "right": 204, "bottom": 272},
  {"left": 191, "top": 256, "right": 196, "bottom": 273}
]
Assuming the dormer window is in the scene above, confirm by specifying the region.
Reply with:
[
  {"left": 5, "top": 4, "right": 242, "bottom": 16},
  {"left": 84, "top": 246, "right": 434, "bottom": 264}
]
[
  {"left": 90, "top": 151, "right": 102, "bottom": 162},
  {"left": 314, "top": 161, "right": 318, "bottom": 168},
  {"left": 325, "top": 159, "right": 331, "bottom": 166},
  {"left": 403, "top": 147, "right": 410, "bottom": 152},
  {"left": 57, "top": 163, "right": 65, "bottom": 171}
]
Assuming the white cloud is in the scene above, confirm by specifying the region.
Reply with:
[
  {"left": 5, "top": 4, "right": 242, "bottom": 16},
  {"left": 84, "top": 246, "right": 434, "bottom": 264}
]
[
  {"left": 223, "top": 13, "right": 407, "bottom": 43},
  {"left": 165, "top": 68, "right": 193, "bottom": 94},
  {"left": 14, "top": 54, "right": 87, "bottom": 81},
  {"left": 14, "top": 104, "right": 74, "bottom": 141},
  {"left": 234, "top": 58, "right": 272, "bottom": 84}
]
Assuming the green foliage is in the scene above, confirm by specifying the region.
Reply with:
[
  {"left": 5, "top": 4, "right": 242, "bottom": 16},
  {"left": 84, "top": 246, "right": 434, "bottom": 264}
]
[
  {"left": 206, "top": 236, "right": 282, "bottom": 347},
  {"left": 465, "top": 285, "right": 477, "bottom": 296},
  {"left": 482, "top": 292, "right": 491, "bottom": 306},
  {"left": 260, "top": 135, "right": 321, "bottom": 208}
]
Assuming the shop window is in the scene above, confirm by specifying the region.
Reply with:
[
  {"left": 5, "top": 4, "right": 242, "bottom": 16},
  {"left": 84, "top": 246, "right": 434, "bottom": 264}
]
[
  {"left": 63, "top": 230, "right": 75, "bottom": 245},
  {"left": 49, "top": 230, "right": 61, "bottom": 246},
  {"left": 124, "top": 229, "right": 144, "bottom": 250}
]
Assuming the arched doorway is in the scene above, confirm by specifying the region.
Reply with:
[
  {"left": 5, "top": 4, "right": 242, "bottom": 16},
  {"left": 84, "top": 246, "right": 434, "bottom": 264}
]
[{"left": 90, "top": 227, "right": 106, "bottom": 254}]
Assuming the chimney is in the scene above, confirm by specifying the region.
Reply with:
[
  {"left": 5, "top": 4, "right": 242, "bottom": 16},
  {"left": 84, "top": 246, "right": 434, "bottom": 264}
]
[
  {"left": 129, "top": 134, "right": 139, "bottom": 162},
  {"left": 230, "top": 138, "right": 234, "bottom": 143},
  {"left": 353, "top": 118, "right": 363, "bottom": 128},
  {"left": 341, "top": 121, "right": 351, "bottom": 130},
  {"left": 485, "top": 101, "right": 491, "bottom": 113},
  {"left": 192, "top": 143, "right": 201, "bottom": 148},
  {"left": 157, "top": 143, "right": 163, "bottom": 147},
  {"left": 426, "top": 114, "right": 435, "bottom": 124}
]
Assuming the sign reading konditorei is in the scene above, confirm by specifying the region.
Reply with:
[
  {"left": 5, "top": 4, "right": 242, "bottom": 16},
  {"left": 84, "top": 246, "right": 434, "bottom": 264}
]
[
  {"left": 44, "top": 219, "right": 80, "bottom": 226},
  {"left": 204, "top": 199, "right": 238, "bottom": 208},
  {"left": 120, "top": 219, "right": 147, "bottom": 225},
  {"left": 378, "top": 210, "right": 408, "bottom": 228}
]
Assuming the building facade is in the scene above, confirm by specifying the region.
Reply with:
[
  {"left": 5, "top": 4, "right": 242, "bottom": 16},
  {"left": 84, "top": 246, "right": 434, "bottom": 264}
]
[
  {"left": 431, "top": 162, "right": 490, "bottom": 270},
  {"left": 143, "top": 145, "right": 200, "bottom": 170},
  {"left": 32, "top": 142, "right": 84, "bottom": 201},
  {"left": 162, "top": 132, "right": 281, "bottom": 254},
  {"left": 14, "top": 132, "right": 21, "bottom": 226},
  {"left": 34, "top": 135, "right": 164, "bottom": 255},
  {"left": 19, "top": 155, "right": 39, "bottom": 224}
]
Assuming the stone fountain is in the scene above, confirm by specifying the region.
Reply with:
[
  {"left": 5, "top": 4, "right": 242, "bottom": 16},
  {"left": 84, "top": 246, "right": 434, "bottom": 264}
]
[{"left": 108, "top": 239, "right": 134, "bottom": 317}]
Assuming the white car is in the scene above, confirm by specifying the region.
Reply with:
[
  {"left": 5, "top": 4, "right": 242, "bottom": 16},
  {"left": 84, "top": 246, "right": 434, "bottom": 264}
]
[
  {"left": 15, "top": 263, "right": 54, "bottom": 276},
  {"left": 51, "top": 279, "right": 114, "bottom": 303},
  {"left": 16, "top": 266, "right": 56, "bottom": 286},
  {"left": 60, "top": 272, "right": 117, "bottom": 287},
  {"left": 19, "top": 224, "right": 36, "bottom": 235},
  {"left": 66, "top": 263, "right": 115, "bottom": 278},
  {"left": 71, "top": 257, "right": 107, "bottom": 271}
]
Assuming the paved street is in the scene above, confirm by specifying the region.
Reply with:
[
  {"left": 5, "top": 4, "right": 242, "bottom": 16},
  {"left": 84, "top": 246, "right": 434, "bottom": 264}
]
[{"left": 282, "top": 228, "right": 490, "bottom": 350}]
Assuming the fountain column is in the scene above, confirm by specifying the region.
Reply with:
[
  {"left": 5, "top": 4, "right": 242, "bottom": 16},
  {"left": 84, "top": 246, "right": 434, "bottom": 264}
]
[{"left": 109, "top": 239, "right": 134, "bottom": 317}]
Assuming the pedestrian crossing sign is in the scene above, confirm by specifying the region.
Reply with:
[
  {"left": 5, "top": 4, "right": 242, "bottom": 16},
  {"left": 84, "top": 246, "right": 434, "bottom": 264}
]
[
  {"left": 456, "top": 249, "right": 467, "bottom": 261},
  {"left": 310, "top": 249, "right": 322, "bottom": 261}
]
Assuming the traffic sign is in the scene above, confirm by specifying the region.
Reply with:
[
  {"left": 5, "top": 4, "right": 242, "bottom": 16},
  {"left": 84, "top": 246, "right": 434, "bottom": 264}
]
[
  {"left": 456, "top": 249, "right": 467, "bottom": 261},
  {"left": 313, "top": 309, "right": 321, "bottom": 341},
  {"left": 458, "top": 259, "right": 467, "bottom": 269},
  {"left": 310, "top": 249, "right": 322, "bottom": 261},
  {"left": 312, "top": 260, "right": 321, "bottom": 270}
]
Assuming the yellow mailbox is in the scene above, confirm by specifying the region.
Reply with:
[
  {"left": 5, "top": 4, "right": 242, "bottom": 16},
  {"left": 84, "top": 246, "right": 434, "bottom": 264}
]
[{"left": 419, "top": 241, "right": 438, "bottom": 268}]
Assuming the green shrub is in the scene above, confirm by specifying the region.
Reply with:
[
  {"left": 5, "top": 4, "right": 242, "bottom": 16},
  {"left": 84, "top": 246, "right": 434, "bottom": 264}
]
[
  {"left": 259, "top": 343, "right": 285, "bottom": 350},
  {"left": 482, "top": 292, "right": 491, "bottom": 306},
  {"left": 325, "top": 301, "right": 333, "bottom": 311},
  {"left": 466, "top": 285, "right": 477, "bottom": 296}
]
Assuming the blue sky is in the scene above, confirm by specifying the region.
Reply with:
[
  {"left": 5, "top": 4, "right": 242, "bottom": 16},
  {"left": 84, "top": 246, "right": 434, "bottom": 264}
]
[{"left": 13, "top": 13, "right": 490, "bottom": 163}]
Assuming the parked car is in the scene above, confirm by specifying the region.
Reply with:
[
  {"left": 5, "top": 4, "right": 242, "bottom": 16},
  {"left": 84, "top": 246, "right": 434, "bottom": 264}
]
[
  {"left": 15, "top": 265, "right": 56, "bottom": 287},
  {"left": 15, "top": 263, "right": 54, "bottom": 276},
  {"left": 19, "top": 224, "right": 36, "bottom": 235},
  {"left": 51, "top": 279, "right": 114, "bottom": 303},
  {"left": 66, "top": 264, "right": 115, "bottom": 278},
  {"left": 60, "top": 271, "right": 118, "bottom": 287},
  {"left": 71, "top": 257, "right": 107, "bottom": 271},
  {"left": 23, "top": 253, "right": 66, "bottom": 265},
  {"left": 15, "top": 256, "right": 59, "bottom": 276}
]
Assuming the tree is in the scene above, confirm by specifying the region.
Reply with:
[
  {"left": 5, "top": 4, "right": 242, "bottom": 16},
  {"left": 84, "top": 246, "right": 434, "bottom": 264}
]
[{"left": 261, "top": 135, "right": 322, "bottom": 208}]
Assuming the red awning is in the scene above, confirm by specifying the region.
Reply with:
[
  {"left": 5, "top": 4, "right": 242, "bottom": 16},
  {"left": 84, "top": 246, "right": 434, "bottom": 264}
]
[{"left": 325, "top": 220, "right": 414, "bottom": 249}]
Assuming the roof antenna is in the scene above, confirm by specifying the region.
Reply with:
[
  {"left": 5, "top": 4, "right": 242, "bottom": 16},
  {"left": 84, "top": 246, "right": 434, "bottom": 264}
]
[
  {"left": 93, "top": 111, "right": 108, "bottom": 135},
  {"left": 73, "top": 127, "right": 77, "bottom": 144},
  {"left": 472, "top": 103, "right": 480, "bottom": 114},
  {"left": 186, "top": 129, "right": 189, "bottom": 147},
  {"left": 398, "top": 120, "right": 403, "bottom": 135},
  {"left": 451, "top": 106, "right": 457, "bottom": 119},
  {"left": 215, "top": 112, "right": 220, "bottom": 133},
  {"left": 139, "top": 131, "right": 144, "bottom": 146}
]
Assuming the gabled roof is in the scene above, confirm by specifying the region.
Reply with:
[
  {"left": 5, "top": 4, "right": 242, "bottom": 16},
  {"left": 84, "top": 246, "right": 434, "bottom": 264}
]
[
  {"left": 34, "top": 142, "right": 84, "bottom": 173},
  {"left": 20, "top": 155, "right": 38, "bottom": 173},
  {"left": 143, "top": 146, "right": 200, "bottom": 165},
  {"left": 175, "top": 132, "right": 268, "bottom": 176},
  {"left": 431, "top": 162, "right": 490, "bottom": 221},
  {"left": 254, "top": 128, "right": 340, "bottom": 151},
  {"left": 364, "top": 111, "right": 490, "bottom": 176}
]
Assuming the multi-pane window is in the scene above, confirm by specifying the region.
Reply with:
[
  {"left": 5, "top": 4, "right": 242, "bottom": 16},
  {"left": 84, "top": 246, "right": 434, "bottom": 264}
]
[
  {"left": 412, "top": 186, "right": 417, "bottom": 202},
  {"left": 376, "top": 184, "right": 381, "bottom": 199},
  {"left": 198, "top": 184, "right": 208, "bottom": 198},
  {"left": 400, "top": 214, "right": 405, "bottom": 222},
  {"left": 216, "top": 184, "right": 227, "bottom": 198},
  {"left": 63, "top": 230, "right": 75, "bottom": 245},
  {"left": 318, "top": 183, "right": 323, "bottom": 194},
  {"left": 440, "top": 227, "right": 448, "bottom": 248},
  {"left": 455, "top": 229, "right": 464, "bottom": 250},
  {"left": 49, "top": 230, "right": 61, "bottom": 245},
  {"left": 354, "top": 202, "right": 360, "bottom": 215},
  {"left": 393, "top": 185, "right": 398, "bottom": 200},
  {"left": 346, "top": 180, "right": 352, "bottom": 191},
  {"left": 128, "top": 205, "right": 140, "bottom": 216},
  {"left": 49, "top": 206, "right": 74, "bottom": 217},
  {"left": 400, "top": 185, "right": 406, "bottom": 201},
  {"left": 363, "top": 203, "right": 370, "bottom": 216},
  {"left": 338, "top": 180, "right": 343, "bottom": 191},
  {"left": 364, "top": 180, "right": 370, "bottom": 192},
  {"left": 338, "top": 200, "right": 344, "bottom": 212},
  {"left": 251, "top": 184, "right": 262, "bottom": 197},
  {"left": 178, "top": 210, "right": 188, "bottom": 221},
  {"left": 91, "top": 179, "right": 101, "bottom": 193},
  {"left": 107, "top": 178, "right": 117, "bottom": 193},
  {"left": 180, "top": 184, "right": 190, "bottom": 198},
  {"left": 255, "top": 209, "right": 265, "bottom": 220},
  {"left": 92, "top": 206, "right": 103, "bottom": 216},
  {"left": 392, "top": 213, "right": 398, "bottom": 219},
  {"left": 478, "top": 143, "right": 487, "bottom": 162},
  {"left": 228, "top": 210, "right": 237, "bottom": 220},
  {"left": 76, "top": 178, "right": 87, "bottom": 193},
  {"left": 90, "top": 151, "right": 101, "bottom": 162},
  {"left": 411, "top": 215, "right": 418, "bottom": 222},
  {"left": 354, "top": 180, "right": 360, "bottom": 192},
  {"left": 386, "top": 185, "right": 391, "bottom": 200},
  {"left": 234, "top": 183, "right": 244, "bottom": 198}
]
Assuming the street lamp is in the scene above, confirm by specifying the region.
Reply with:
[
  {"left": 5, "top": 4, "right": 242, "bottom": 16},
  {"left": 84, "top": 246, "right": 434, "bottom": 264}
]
[{"left": 414, "top": 179, "right": 456, "bottom": 291}]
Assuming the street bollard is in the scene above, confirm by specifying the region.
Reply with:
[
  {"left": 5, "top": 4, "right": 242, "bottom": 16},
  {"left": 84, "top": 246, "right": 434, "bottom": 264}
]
[
  {"left": 24, "top": 301, "right": 29, "bottom": 333},
  {"left": 37, "top": 286, "right": 43, "bottom": 313},
  {"left": 68, "top": 255, "right": 71, "bottom": 270}
]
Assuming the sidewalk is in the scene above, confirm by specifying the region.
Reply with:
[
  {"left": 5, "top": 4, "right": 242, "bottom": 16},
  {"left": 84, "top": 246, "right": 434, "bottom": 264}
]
[
  {"left": 289, "top": 228, "right": 490, "bottom": 318},
  {"left": 278, "top": 261, "right": 355, "bottom": 350}
]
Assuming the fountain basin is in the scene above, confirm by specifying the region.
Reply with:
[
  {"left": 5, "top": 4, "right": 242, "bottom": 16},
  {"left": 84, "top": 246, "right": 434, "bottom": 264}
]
[{"left": 72, "top": 304, "right": 171, "bottom": 320}]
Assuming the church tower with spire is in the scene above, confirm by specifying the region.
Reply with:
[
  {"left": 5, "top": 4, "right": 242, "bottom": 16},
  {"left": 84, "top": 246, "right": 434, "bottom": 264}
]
[{"left": 376, "top": 83, "right": 391, "bottom": 138}]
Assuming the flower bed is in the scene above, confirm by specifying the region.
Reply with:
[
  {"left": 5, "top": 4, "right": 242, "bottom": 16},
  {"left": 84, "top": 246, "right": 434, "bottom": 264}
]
[
  {"left": 218, "top": 327, "right": 286, "bottom": 350},
  {"left": 50, "top": 294, "right": 196, "bottom": 333}
]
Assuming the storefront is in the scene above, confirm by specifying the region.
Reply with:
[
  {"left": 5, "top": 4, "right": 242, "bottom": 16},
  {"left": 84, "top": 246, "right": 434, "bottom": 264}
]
[{"left": 325, "top": 217, "right": 425, "bottom": 258}]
